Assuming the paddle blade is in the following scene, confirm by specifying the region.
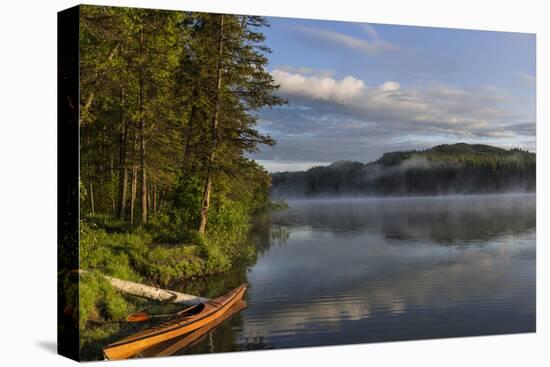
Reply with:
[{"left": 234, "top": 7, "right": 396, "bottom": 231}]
[{"left": 126, "top": 311, "right": 150, "bottom": 322}]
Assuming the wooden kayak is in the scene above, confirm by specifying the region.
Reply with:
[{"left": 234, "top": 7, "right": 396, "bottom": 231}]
[
  {"left": 103, "top": 284, "right": 247, "bottom": 360},
  {"left": 139, "top": 300, "right": 247, "bottom": 358}
]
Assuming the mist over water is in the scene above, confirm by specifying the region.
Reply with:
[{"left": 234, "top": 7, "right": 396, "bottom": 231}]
[
  {"left": 278, "top": 193, "right": 536, "bottom": 243},
  {"left": 175, "top": 193, "right": 535, "bottom": 354}
]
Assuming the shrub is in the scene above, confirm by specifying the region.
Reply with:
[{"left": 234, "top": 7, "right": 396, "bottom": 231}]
[{"left": 78, "top": 271, "right": 128, "bottom": 329}]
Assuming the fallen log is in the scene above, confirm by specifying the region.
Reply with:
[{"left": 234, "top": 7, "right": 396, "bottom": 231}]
[
  {"left": 104, "top": 275, "right": 209, "bottom": 305},
  {"left": 78, "top": 270, "right": 209, "bottom": 306}
]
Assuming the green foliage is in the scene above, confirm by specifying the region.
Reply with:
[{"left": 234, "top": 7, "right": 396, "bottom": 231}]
[
  {"left": 268, "top": 200, "right": 289, "bottom": 211},
  {"left": 75, "top": 6, "right": 283, "bottom": 335},
  {"left": 145, "top": 210, "right": 185, "bottom": 243},
  {"left": 81, "top": 221, "right": 204, "bottom": 285},
  {"left": 80, "top": 221, "right": 141, "bottom": 281},
  {"left": 78, "top": 213, "right": 254, "bottom": 326},
  {"left": 79, "top": 7, "right": 283, "bottom": 225},
  {"left": 79, "top": 271, "right": 128, "bottom": 330}
]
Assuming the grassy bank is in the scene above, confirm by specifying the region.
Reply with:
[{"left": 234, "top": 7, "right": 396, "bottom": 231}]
[
  {"left": 76, "top": 209, "right": 258, "bottom": 325},
  {"left": 58, "top": 192, "right": 288, "bottom": 360},
  {"left": 63, "top": 209, "right": 257, "bottom": 359}
]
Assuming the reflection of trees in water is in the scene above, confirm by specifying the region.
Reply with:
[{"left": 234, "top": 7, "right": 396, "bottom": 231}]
[
  {"left": 175, "top": 310, "right": 246, "bottom": 355},
  {"left": 180, "top": 329, "right": 273, "bottom": 355},
  {"left": 169, "top": 265, "right": 249, "bottom": 300},
  {"left": 162, "top": 269, "right": 253, "bottom": 356},
  {"left": 172, "top": 308, "right": 274, "bottom": 355},
  {"left": 239, "top": 335, "right": 273, "bottom": 350},
  {"left": 278, "top": 195, "right": 535, "bottom": 245},
  {"left": 156, "top": 216, "right": 287, "bottom": 356},
  {"left": 167, "top": 217, "right": 292, "bottom": 299},
  {"left": 250, "top": 215, "right": 291, "bottom": 256}
]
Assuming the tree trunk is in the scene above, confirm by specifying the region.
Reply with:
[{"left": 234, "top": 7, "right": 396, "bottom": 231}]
[
  {"left": 153, "top": 184, "right": 157, "bottom": 213},
  {"left": 78, "top": 270, "right": 209, "bottom": 305},
  {"left": 198, "top": 173, "right": 213, "bottom": 234},
  {"left": 198, "top": 14, "right": 224, "bottom": 235},
  {"left": 117, "top": 91, "right": 128, "bottom": 220},
  {"left": 139, "top": 27, "right": 148, "bottom": 224},
  {"left": 149, "top": 183, "right": 154, "bottom": 214},
  {"left": 158, "top": 189, "right": 164, "bottom": 211},
  {"left": 105, "top": 275, "right": 208, "bottom": 305},
  {"left": 130, "top": 165, "right": 137, "bottom": 224},
  {"left": 109, "top": 130, "right": 116, "bottom": 214},
  {"left": 139, "top": 120, "right": 147, "bottom": 225},
  {"left": 86, "top": 134, "right": 95, "bottom": 216},
  {"left": 130, "top": 130, "right": 138, "bottom": 224},
  {"left": 182, "top": 88, "right": 198, "bottom": 173},
  {"left": 89, "top": 181, "right": 95, "bottom": 216},
  {"left": 98, "top": 126, "right": 104, "bottom": 184},
  {"left": 117, "top": 134, "right": 128, "bottom": 220}
]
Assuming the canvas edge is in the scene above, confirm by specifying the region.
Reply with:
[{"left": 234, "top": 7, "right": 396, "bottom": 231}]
[{"left": 57, "top": 4, "right": 81, "bottom": 362}]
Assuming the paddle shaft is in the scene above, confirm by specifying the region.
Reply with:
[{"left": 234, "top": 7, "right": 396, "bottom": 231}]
[{"left": 127, "top": 312, "right": 178, "bottom": 322}]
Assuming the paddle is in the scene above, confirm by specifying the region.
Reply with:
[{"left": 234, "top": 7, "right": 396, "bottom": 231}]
[
  {"left": 126, "top": 311, "right": 178, "bottom": 322},
  {"left": 126, "top": 302, "right": 201, "bottom": 322}
]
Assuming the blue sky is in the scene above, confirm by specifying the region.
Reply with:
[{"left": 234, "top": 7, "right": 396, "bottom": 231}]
[{"left": 250, "top": 17, "right": 536, "bottom": 172}]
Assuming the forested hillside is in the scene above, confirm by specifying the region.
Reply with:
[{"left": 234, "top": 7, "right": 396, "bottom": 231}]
[
  {"left": 70, "top": 5, "right": 284, "bottom": 334},
  {"left": 271, "top": 144, "right": 536, "bottom": 198}
]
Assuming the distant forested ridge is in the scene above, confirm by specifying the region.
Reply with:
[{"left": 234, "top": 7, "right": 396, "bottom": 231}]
[{"left": 271, "top": 144, "right": 536, "bottom": 198}]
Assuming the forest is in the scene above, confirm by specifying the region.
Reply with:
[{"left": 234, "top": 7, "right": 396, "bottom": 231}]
[
  {"left": 271, "top": 143, "right": 536, "bottom": 198},
  {"left": 70, "top": 5, "right": 285, "bottom": 335}
]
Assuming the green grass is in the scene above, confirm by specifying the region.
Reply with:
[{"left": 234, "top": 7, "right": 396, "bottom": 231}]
[
  {"left": 76, "top": 206, "right": 257, "bottom": 329},
  {"left": 66, "top": 193, "right": 278, "bottom": 360}
]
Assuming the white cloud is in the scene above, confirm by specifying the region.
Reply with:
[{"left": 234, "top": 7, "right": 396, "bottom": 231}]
[
  {"left": 274, "top": 65, "right": 334, "bottom": 78},
  {"left": 292, "top": 25, "right": 398, "bottom": 55},
  {"left": 272, "top": 69, "right": 365, "bottom": 104},
  {"left": 379, "top": 81, "right": 401, "bottom": 92},
  {"left": 516, "top": 72, "right": 536, "bottom": 85},
  {"left": 255, "top": 159, "right": 331, "bottom": 173},
  {"left": 359, "top": 23, "right": 381, "bottom": 41},
  {"left": 270, "top": 68, "right": 534, "bottom": 141}
]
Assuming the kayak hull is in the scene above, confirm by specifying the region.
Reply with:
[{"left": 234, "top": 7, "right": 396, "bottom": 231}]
[{"left": 103, "top": 284, "right": 247, "bottom": 360}]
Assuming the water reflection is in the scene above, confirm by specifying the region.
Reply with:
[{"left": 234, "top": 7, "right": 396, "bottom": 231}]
[
  {"left": 176, "top": 194, "right": 537, "bottom": 354},
  {"left": 140, "top": 301, "right": 248, "bottom": 358},
  {"left": 276, "top": 194, "right": 535, "bottom": 244}
]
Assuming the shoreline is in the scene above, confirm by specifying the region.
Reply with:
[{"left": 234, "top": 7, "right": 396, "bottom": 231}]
[{"left": 278, "top": 191, "right": 536, "bottom": 204}]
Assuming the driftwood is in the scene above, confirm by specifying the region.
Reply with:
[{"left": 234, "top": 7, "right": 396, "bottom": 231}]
[{"left": 79, "top": 270, "right": 209, "bottom": 306}]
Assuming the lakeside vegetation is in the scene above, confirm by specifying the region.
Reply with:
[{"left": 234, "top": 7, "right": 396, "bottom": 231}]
[
  {"left": 271, "top": 143, "right": 536, "bottom": 198},
  {"left": 63, "top": 5, "right": 287, "bottom": 343}
]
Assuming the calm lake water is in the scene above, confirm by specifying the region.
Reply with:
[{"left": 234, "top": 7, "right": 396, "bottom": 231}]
[{"left": 159, "top": 194, "right": 536, "bottom": 355}]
